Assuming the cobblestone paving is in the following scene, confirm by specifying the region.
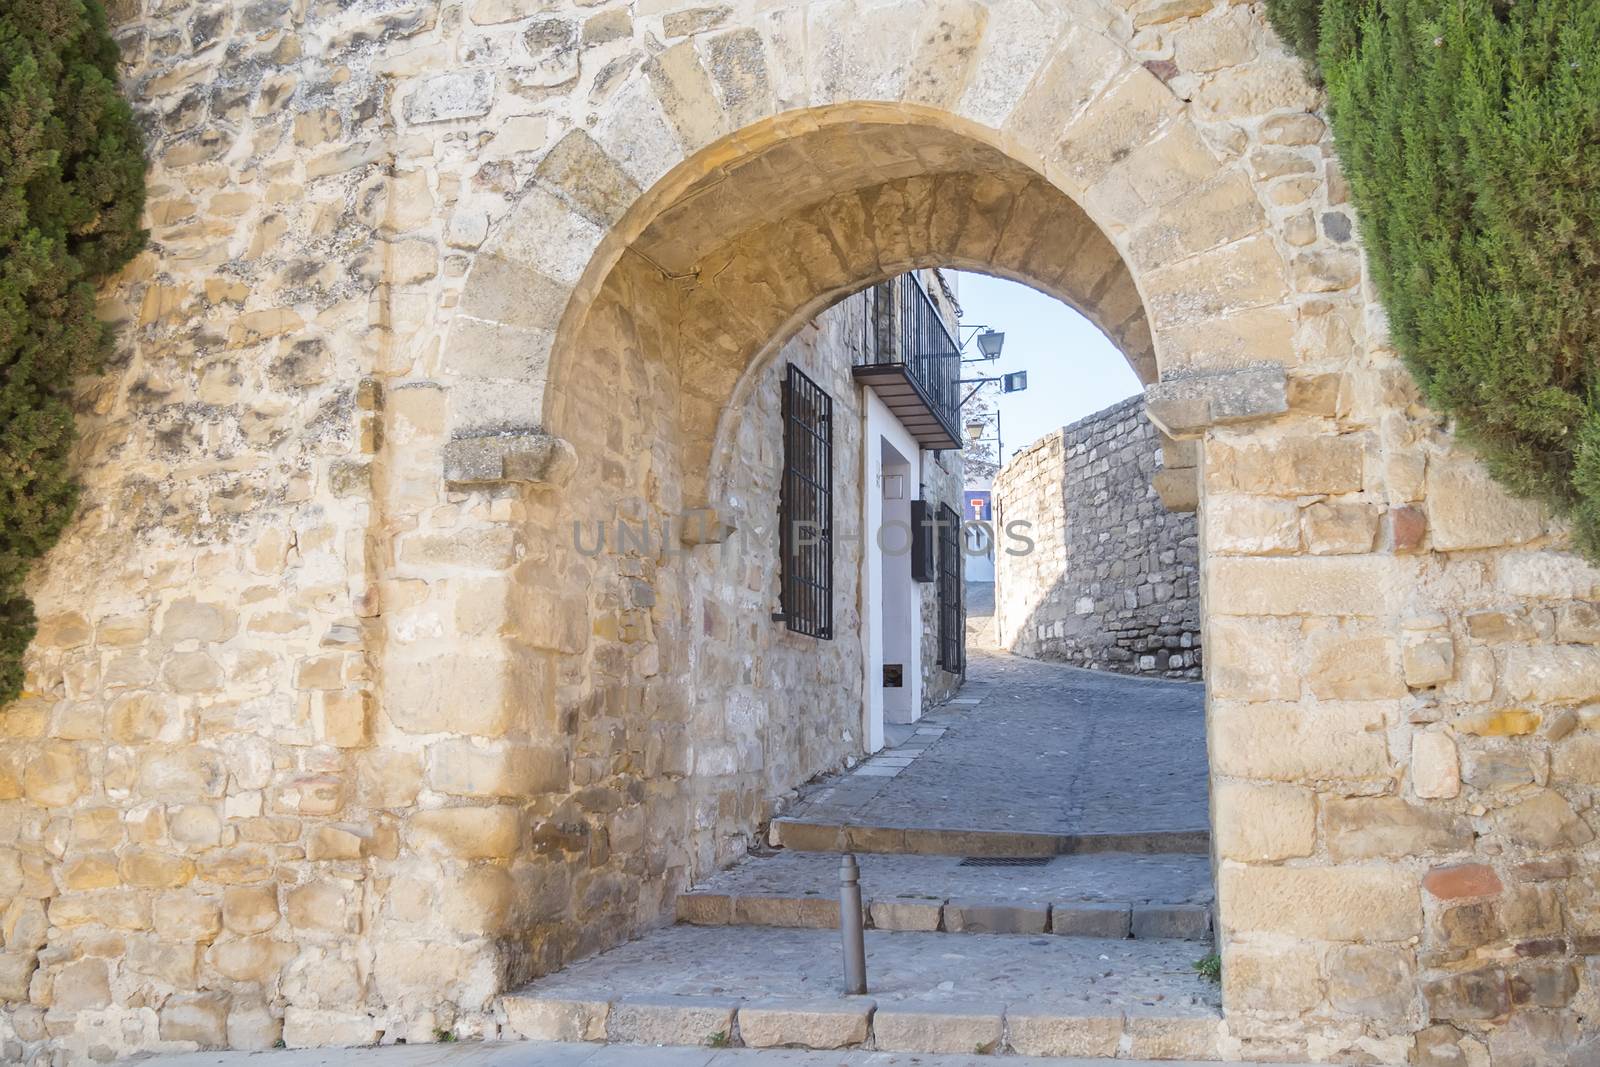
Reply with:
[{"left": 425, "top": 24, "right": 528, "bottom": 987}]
[
  {"left": 518, "top": 925, "right": 1221, "bottom": 1015},
  {"left": 789, "top": 650, "right": 1208, "bottom": 837},
  {"left": 688, "top": 850, "right": 1213, "bottom": 906}
]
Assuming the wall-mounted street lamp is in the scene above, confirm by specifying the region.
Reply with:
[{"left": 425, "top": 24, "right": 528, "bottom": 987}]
[
  {"left": 964, "top": 409, "right": 1004, "bottom": 468},
  {"left": 959, "top": 325, "right": 1006, "bottom": 363}
]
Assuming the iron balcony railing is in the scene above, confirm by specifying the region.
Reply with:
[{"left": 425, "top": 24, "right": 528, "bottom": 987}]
[{"left": 853, "top": 273, "right": 963, "bottom": 450}]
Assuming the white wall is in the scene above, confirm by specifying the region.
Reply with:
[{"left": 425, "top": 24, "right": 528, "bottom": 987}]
[{"left": 861, "top": 390, "right": 924, "bottom": 749}]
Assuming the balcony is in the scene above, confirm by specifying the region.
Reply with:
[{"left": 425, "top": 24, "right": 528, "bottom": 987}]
[{"left": 852, "top": 273, "right": 963, "bottom": 450}]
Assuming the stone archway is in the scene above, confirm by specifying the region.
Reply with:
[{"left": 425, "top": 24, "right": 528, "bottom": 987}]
[
  {"left": 420, "top": 9, "right": 1595, "bottom": 1060},
  {"left": 431, "top": 27, "right": 1341, "bottom": 1050}
]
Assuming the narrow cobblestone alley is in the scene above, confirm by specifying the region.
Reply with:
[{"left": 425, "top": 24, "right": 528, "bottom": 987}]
[
  {"left": 495, "top": 647, "right": 1224, "bottom": 1060},
  {"left": 775, "top": 648, "right": 1209, "bottom": 848}
]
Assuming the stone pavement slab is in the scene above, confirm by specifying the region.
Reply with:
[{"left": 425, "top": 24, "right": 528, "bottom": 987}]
[
  {"left": 505, "top": 924, "right": 1220, "bottom": 1014},
  {"left": 121, "top": 1041, "right": 1323, "bottom": 1067},
  {"left": 778, "top": 651, "right": 1207, "bottom": 844},
  {"left": 682, "top": 850, "right": 1214, "bottom": 908}
]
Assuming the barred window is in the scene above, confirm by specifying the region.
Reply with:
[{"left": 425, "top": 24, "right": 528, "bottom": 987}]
[{"left": 776, "top": 364, "right": 833, "bottom": 639}]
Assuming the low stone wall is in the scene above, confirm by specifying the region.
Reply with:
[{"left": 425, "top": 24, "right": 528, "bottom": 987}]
[{"left": 994, "top": 395, "right": 1201, "bottom": 679}]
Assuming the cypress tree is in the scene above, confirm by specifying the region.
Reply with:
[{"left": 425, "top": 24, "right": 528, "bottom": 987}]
[
  {"left": 1268, "top": 0, "right": 1600, "bottom": 557},
  {"left": 0, "top": 0, "right": 146, "bottom": 704}
]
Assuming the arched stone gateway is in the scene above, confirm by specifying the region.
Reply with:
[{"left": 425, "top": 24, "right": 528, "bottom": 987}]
[{"left": 7, "top": 0, "right": 1598, "bottom": 1063}]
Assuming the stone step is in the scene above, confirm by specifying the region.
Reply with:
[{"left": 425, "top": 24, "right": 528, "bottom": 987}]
[
  {"left": 503, "top": 924, "right": 1226, "bottom": 1059},
  {"left": 770, "top": 816, "right": 1209, "bottom": 857},
  {"left": 676, "top": 849, "right": 1213, "bottom": 940}
]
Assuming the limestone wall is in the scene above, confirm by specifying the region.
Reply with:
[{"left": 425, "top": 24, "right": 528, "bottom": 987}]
[
  {"left": 994, "top": 396, "right": 1201, "bottom": 678},
  {"left": 5, "top": 0, "right": 1600, "bottom": 1062}
]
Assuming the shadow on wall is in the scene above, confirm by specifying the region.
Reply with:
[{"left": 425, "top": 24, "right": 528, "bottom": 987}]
[{"left": 993, "top": 396, "right": 1201, "bottom": 679}]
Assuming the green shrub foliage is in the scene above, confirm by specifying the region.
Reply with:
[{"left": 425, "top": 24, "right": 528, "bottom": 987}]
[
  {"left": 1267, "top": 0, "right": 1600, "bottom": 557},
  {"left": 1, "top": 0, "right": 146, "bottom": 704}
]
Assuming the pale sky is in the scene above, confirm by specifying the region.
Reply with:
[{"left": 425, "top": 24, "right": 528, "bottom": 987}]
[{"left": 953, "top": 271, "right": 1141, "bottom": 467}]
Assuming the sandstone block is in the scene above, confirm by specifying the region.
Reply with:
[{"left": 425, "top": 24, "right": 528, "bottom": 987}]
[
  {"left": 1125, "top": 1014, "right": 1222, "bottom": 1059},
  {"left": 383, "top": 654, "right": 514, "bottom": 737},
  {"left": 438, "top": 866, "right": 515, "bottom": 936},
  {"left": 307, "top": 826, "right": 366, "bottom": 861},
  {"left": 732, "top": 894, "right": 842, "bottom": 929},
  {"left": 738, "top": 998, "right": 872, "bottom": 1049},
  {"left": 159, "top": 598, "right": 238, "bottom": 644},
  {"left": 1206, "top": 496, "right": 1300, "bottom": 555},
  {"left": 1131, "top": 904, "right": 1210, "bottom": 940},
  {"left": 407, "top": 807, "right": 522, "bottom": 859},
  {"left": 676, "top": 893, "right": 732, "bottom": 925},
  {"left": 154, "top": 892, "right": 222, "bottom": 941},
  {"left": 1206, "top": 435, "right": 1364, "bottom": 496},
  {"left": 1424, "top": 969, "right": 1510, "bottom": 1022},
  {"left": 314, "top": 691, "right": 369, "bottom": 748},
  {"left": 51, "top": 959, "right": 112, "bottom": 1011},
  {"left": 1219, "top": 864, "right": 1421, "bottom": 941},
  {"left": 442, "top": 432, "right": 576, "bottom": 488},
  {"left": 287, "top": 880, "right": 356, "bottom": 934},
  {"left": 1144, "top": 365, "right": 1288, "bottom": 437},
  {"left": 1050, "top": 901, "right": 1131, "bottom": 939},
  {"left": 404, "top": 71, "right": 494, "bottom": 124},
  {"left": 1005, "top": 1007, "right": 1123, "bottom": 1056},
  {"left": 282, "top": 1007, "right": 382, "bottom": 1048},
  {"left": 1500, "top": 645, "right": 1600, "bottom": 704},
  {"left": 1211, "top": 700, "right": 1391, "bottom": 781},
  {"left": 1411, "top": 731, "right": 1461, "bottom": 799},
  {"left": 159, "top": 991, "right": 230, "bottom": 1046},
  {"left": 227, "top": 997, "right": 282, "bottom": 1050},
  {"left": 23, "top": 746, "right": 86, "bottom": 807},
  {"left": 1402, "top": 635, "right": 1455, "bottom": 689},
  {"left": 1322, "top": 796, "right": 1471, "bottom": 861},
  {"left": 1426, "top": 455, "right": 1545, "bottom": 551},
  {"left": 1326, "top": 944, "right": 1416, "bottom": 1018},
  {"left": 208, "top": 936, "right": 295, "bottom": 983},
  {"left": 943, "top": 899, "right": 1049, "bottom": 934},
  {"left": 868, "top": 899, "right": 941, "bottom": 931},
  {"left": 1222, "top": 943, "right": 1322, "bottom": 1013},
  {"left": 1207, "top": 556, "right": 1396, "bottom": 617},
  {"left": 1552, "top": 735, "right": 1600, "bottom": 785},
  {"left": 0, "top": 952, "right": 37, "bottom": 1001},
  {"left": 222, "top": 885, "right": 279, "bottom": 935},
  {"left": 1205, "top": 616, "right": 1300, "bottom": 701},
  {"left": 127, "top": 937, "right": 199, "bottom": 987},
  {"left": 503, "top": 993, "right": 609, "bottom": 1041},
  {"left": 426, "top": 739, "right": 569, "bottom": 798},
  {"left": 1304, "top": 622, "right": 1405, "bottom": 700},
  {"left": 1213, "top": 781, "right": 1314, "bottom": 862},
  {"left": 1493, "top": 790, "right": 1594, "bottom": 850},
  {"left": 1555, "top": 601, "right": 1600, "bottom": 643},
  {"left": 871, "top": 1001, "right": 1003, "bottom": 1054},
  {"left": 605, "top": 994, "right": 736, "bottom": 1046},
  {"left": 120, "top": 849, "right": 196, "bottom": 888}
]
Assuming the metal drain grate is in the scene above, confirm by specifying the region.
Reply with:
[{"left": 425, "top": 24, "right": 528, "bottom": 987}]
[{"left": 957, "top": 856, "right": 1054, "bottom": 867}]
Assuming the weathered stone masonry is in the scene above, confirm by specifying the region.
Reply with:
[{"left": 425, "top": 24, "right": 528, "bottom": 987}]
[
  {"left": 994, "top": 395, "right": 1201, "bottom": 678},
  {"left": 5, "top": 0, "right": 1600, "bottom": 1063}
]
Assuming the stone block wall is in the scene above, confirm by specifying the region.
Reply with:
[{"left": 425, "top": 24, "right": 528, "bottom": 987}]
[
  {"left": 5, "top": 0, "right": 1600, "bottom": 1061},
  {"left": 994, "top": 396, "right": 1200, "bottom": 678}
]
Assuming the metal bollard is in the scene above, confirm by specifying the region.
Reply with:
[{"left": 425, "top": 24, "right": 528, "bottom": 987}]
[{"left": 839, "top": 853, "right": 867, "bottom": 994}]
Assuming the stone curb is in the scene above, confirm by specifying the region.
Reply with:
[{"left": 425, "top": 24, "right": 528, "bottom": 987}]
[
  {"left": 770, "top": 818, "right": 1210, "bottom": 857},
  {"left": 501, "top": 991, "right": 1223, "bottom": 1058},
  {"left": 676, "top": 893, "right": 1212, "bottom": 941}
]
